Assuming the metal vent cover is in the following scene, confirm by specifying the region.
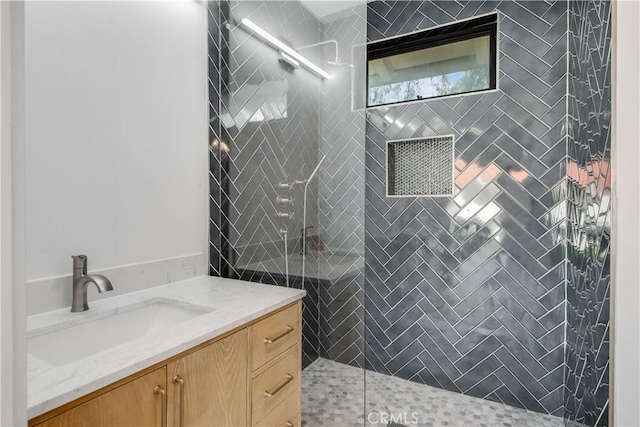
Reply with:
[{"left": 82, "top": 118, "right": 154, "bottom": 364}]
[{"left": 386, "top": 135, "right": 455, "bottom": 197}]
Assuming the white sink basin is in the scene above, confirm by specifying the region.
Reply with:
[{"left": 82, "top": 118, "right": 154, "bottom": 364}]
[{"left": 28, "top": 300, "right": 212, "bottom": 366}]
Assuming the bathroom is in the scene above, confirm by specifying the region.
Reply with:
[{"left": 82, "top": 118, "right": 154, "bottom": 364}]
[{"left": 0, "top": 0, "right": 638, "bottom": 426}]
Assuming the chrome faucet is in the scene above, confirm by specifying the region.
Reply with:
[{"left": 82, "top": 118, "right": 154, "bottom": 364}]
[{"left": 71, "top": 255, "right": 114, "bottom": 312}]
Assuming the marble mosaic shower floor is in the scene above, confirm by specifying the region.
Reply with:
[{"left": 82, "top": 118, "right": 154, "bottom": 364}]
[{"left": 302, "top": 358, "right": 569, "bottom": 427}]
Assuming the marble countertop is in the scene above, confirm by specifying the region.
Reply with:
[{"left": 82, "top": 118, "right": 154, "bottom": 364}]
[{"left": 27, "top": 276, "right": 305, "bottom": 420}]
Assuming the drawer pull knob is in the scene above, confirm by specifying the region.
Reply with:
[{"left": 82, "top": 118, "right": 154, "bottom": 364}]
[
  {"left": 264, "top": 374, "right": 294, "bottom": 398},
  {"left": 264, "top": 325, "right": 294, "bottom": 344},
  {"left": 286, "top": 422, "right": 294, "bottom": 427}
]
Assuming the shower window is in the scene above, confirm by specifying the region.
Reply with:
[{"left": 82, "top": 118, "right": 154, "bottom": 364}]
[{"left": 367, "top": 14, "right": 497, "bottom": 107}]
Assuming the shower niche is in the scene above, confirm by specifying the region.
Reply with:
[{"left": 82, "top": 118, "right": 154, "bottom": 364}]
[{"left": 386, "top": 135, "right": 455, "bottom": 197}]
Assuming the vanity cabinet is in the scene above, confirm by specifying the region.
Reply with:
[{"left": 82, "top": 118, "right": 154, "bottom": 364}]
[{"left": 30, "top": 301, "right": 301, "bottom": 427}]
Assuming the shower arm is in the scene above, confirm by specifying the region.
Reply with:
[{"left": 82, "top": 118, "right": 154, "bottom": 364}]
[
  {"left": 301, "top": 155, "right": 327, "bottom": 284},
  {"left": 296, "top": 40, "right": 339, "bottom": 64}
]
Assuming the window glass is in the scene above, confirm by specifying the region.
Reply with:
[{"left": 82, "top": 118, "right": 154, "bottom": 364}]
[{"left": 368, "top": 35, "right": 492, "bottom": 107}]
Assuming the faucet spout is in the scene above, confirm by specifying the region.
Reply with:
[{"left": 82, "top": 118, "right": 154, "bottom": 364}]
[
  {"left": 84, "top": 274, "right": 113, "bottom": 293},
  {"left": 71, "top": 275, "right": 114, "bottom": 312},
  {"left": 70, "top": 255, "right": 114, "bottom": 312}
]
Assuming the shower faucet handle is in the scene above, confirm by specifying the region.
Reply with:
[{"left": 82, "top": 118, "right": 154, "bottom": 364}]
[
  {"left": 277, "top": 196, "right": 294, "bottom": 206},
  {"left": 276, "top": 212, "right": 293, "bottom": 219}
]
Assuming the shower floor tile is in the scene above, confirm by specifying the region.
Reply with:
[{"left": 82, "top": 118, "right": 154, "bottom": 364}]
[{"left": 302, "top": 358, "right": 570, "bottom": 427}]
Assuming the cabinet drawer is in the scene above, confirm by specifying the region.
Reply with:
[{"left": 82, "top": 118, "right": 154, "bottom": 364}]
[
  {"left": 253, "top": 393, "right": 299, "bottom": 427},
  {"left": 251, "top": 304, "right": 299, "bottom": 370},
  {"left": 252, "top": 348, "right": 299, "bottom": 424}
]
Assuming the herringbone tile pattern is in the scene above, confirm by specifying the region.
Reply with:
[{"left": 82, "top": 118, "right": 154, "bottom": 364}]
[
  {"left": 209, "top": 0, "right": 324, "bottom": 367},
  {"left": 220, "top": 0, "right": 320, "bottom": 270},
  {"left": 318, "top": 5, "right": 367, "bottom": 368},
  {"left": 207, "top": 1, "right": 611, "bottom": 423},
  {"left": 365, "top": 0, "right": 569, "bottom": 416},
  {"left": 208, "top": 0, "right": 222, "bottom": 277},
  {"left": 565, "top": 1, "right": 611, "bottom": 425}
]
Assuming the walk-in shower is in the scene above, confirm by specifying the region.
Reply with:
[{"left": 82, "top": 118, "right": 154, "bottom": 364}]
[{"left": 207, "top": 0, "right": 611, "bottom": 426}]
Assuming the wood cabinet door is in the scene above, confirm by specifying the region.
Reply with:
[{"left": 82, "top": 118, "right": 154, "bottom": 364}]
[
  {"left": 167, "top": 329, "right": 248, "bottom": 427},
  {"left": 35, "top": 367, "right": 167, "bottom": 427}
]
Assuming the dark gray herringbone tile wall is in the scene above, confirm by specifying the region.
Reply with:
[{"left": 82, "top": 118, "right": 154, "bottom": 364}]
[
  {"left": 209, "top": 1, "right": 370, "bottom": 370},
  {"left": 318, "top": 5, "right": 367, "bottom": 368},
  {"left": 208, "top": 0, "right": 222, "bottom": 277},
  {"left": 565, "top": 0, "right": 611, "bottom": 425},
  {"left": 208, "top": 0, "right": 323, "bottom": 367},
  {"left": 221, "top": 0, "right": 320, "bottom": 268},
  {"left": 207, "top": 0, "right": 611, "bottom": 423},
  {"left": 365, "top": 0, "right": 568, "bottom": 416}
]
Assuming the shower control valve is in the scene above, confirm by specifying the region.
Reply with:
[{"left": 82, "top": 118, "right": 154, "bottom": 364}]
[
  {"left": 276, "top": 212, "right": 293, "bottom": 219},
  {"left": 277, "top": 196, "right": 294, "bottom": 206}
]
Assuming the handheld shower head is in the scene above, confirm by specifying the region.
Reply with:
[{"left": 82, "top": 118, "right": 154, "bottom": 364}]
[{"left": 307, "top": 155, "right": 327, "bottom": 184}]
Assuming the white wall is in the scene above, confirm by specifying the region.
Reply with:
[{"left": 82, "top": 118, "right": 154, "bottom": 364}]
[
  {"left": 1, "top": 2, "right": 27, "bottom": 425},
  {"left": 612, "top": 1, "right": 640, "bottom": 425},
  {"left": 24, "top": 1, "right": 209, "bottom": 308}
]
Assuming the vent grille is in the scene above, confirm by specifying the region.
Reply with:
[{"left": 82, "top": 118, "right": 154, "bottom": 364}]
[{"left": 387, "top": 135, "right": 454, "bottom": 197}]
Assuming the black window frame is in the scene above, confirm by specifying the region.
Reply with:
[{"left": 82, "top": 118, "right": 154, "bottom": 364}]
[{"left": 366, "top": 13, "right": 498, "bottom": 108}]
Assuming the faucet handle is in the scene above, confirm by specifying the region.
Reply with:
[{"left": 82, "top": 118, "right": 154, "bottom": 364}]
[{"left": 72, "top": 255, "right": 87, "bottom": 275}]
